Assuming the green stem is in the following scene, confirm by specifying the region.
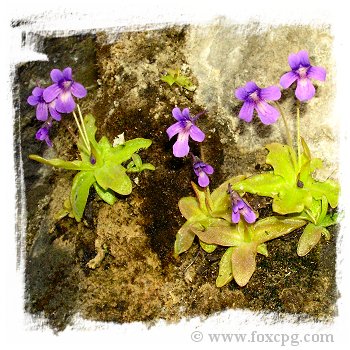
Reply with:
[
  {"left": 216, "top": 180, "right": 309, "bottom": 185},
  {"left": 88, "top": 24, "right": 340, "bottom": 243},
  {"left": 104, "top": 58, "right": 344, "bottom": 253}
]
[
  {"left": 296, "top": 100, "right": 301, "bottom": 169},
  {"left": 275, "top": 101, "right": 293, "bottom": 149}
]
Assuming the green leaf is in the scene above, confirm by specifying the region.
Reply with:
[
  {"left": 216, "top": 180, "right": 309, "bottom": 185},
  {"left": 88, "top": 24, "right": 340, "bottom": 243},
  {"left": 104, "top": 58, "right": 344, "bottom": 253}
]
[
  {"left": 252, "top": 216, "right": 306, "bottom": 243},
  {"left": 199, "top": 241, "right": 217, "bottom": 253},
  {"left": 160, "top": 74, "right": 176, "bottom": 86},
  {"left": 231, "top": 242, "right": 258, "bottom": 287},
  {"left": 216, "top": 247, "right": 234, "bottom": 287},
  {"left": 161, "top": 69, "right": 196, "bottom": 91},
  {"left": 272, "top": 186, "right": 313, "bottom": 214},
  {"left": 107, "top": 138, "right": 152, "bottom": 165},
  {"left": 306, "top": 178, "right": 340, "bottom": 208},
  {"left": 83, "top": 114, "right": 99, "bottom": 148},
  {"left": 93, "top": 182, "right": 117, "bottom": 205},
  {"left": 29, "top": 155, "right": 94, "bottom": 171},
  {"left": 70, "top": 171, "right": 96, "bottom": 222},
  {"left": 318, "top": 196, "right": 329, "bottom": 224},
  {"left": 233, "top": 172, "right": 285, "bottom": 197},
  {"left": 266, "top": 143, "right": 297, "bottom": 183},
  {"left": 191, "top": 182, "right": 209, "bottom": 213},
  {"left": 141, "top": 163, "right": 155, "bottom": 171},
  {"left": 174, "top": 222, "right": 196, "bottom": 257},
  {"left": 94, "top": 162, "right": 132, "bottom": 195},
  {"left": 178, "top": 197, "right": 204, "bottom": 220},
  {"left": 191, "top": 221, "right": 242, "bottom": 246},
  {"left": 132, "top": 153, "right": 143, "bottom": 168},
  {"left": 319, "top": 212, "right": 338, "bottom": 228},
  {"left": 257, "top": 243, "right": 268, "bottom": 257},
  {"left": 297, "top": 223, "right": 328, "bottom": 256}
]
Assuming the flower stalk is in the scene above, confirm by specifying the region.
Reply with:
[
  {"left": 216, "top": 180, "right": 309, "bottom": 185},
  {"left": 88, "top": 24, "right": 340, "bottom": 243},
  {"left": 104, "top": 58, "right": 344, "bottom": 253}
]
[
  {"left": 73, "top": 104, "right": 91, "bottom": 155},
  {"left": 296, "top": 99, "right": 301, "bottom": 169},
  {"left": 274, "top": 101, "right": 293, "bottom": 149}
]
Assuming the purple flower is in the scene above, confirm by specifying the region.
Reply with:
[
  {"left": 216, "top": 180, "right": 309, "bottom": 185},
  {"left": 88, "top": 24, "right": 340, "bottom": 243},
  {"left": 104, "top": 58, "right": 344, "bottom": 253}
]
[
  {"left": 27, "top": 87, "right": 61, "bottom": 121},
  {"left": 228, "top": 184, "right": 256, "bottom": 224},
  {"left": 192, "top": 154, "right": 214, "bottom": 187},
  {"left": 43, "top": 67, "right": 87, "bottom": 113},
  {"left": 166, "top": 107, "right": 205, "bottom": 157},
  {"left": 35, "top": 120, "right": 53, "bottom": 147},
  {"left": 280, "top": 50, "right": 326, "bottom": 102},
  {"left": 235, "top": 82, "right": 281, "bottom": 125}
]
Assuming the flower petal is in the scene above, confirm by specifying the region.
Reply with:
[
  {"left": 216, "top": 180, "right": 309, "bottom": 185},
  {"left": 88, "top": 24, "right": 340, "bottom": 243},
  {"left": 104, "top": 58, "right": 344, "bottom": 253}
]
[
  {"left": 36, "top": 127, "right": 50, "bottom": 141},
  {"left": 231, "top": 210, "right": 240, "bottom": 224},
  {"left": 56, "top": 91, "right": 76, "bottom": 113},
  {"left": 62, "top": 67, "right": 73, "bottom": 81},
  {"left": 235, "top": 87, "right": 248, "bottom": 101},
  {"left": 238, "top": 101, "right": 254, "bottom": 122},
  {"left": 245, "top": 81, "right": 259, "bottom": 94},
  {"left": 295, "top": 78, "right": 315, "bottom": 102},
  {"left": 189, "top": 125, "right": 205, "bottom": 142},
  {"left": 182, "top": 108, "right": 190, "bottom": 120},
  {"left": 50, "top": 69, "right": 64, "bottom": 83},
  {"left": 172, "top": 107, "right": 184, "bottom": 121},
  {"left": 307, "top": 66, "right": 326, "bottom": 81},
  {"left": 260, "top": 86, "right": 281, "bottom": 101},
  {"left": 241, "top": 205, "right": 256, "bottom": 223},
  {"left": 255, "top": 101, "right": 280, "bottom": 125},
  {"left": 71, "top": 82, "right": 87, "bottom": 98},
  {"left": 298, "top": 50, "right": 310, "bottom": 67},
  {"left": 27, "top": 95, "right": 39, "bottom": 106},
  {"left": 173, "top": 132, "right": 190, "bottom": 157},
  {"left": 36, "top": 102, "right": 48, "bottom": 121},
  {"left": 203, "top": 164, "right": 214, "bottom": 175},
  {"left": 43, "top": 84, "right": 61, "bottom": 102},
  {"left": 166, "top": 121, "right": 183, "bottom": 139},
  {"left": 198, "top": 171, "right": 210, "bottom": 187},
  {"left": 288, "top": 53, "right": 301, "bottom": 70},
  {"left": 32, "top": 87, "right": 44, "bottom": 97},
  {"left": 280, "top": 71, "right": 298, "bottom": 88},
  {"left": 49, "top": 105, "right": 62, "bottom": 121}
]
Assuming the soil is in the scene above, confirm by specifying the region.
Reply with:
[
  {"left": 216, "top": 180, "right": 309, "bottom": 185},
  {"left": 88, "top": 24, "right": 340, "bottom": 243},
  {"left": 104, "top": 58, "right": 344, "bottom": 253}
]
[{"left": 14, "top": 24, "right": 338, "bottom": 332}]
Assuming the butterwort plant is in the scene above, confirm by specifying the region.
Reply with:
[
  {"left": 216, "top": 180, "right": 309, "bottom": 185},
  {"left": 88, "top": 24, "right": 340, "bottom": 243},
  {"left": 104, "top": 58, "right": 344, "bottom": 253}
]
[
  {"left": 173, "top": 49, "right": 339, "bottom": 288},
  {"left": 28, "top": 67, "right": 155, "bottom": 222}
]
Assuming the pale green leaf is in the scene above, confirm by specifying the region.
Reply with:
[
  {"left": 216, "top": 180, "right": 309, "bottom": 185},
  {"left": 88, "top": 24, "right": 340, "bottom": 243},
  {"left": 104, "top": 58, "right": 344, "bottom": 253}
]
[
  {"left": 29, "top": 154, "right": 95, "bottom": 171},
  {"left": 297, "top": 223, "right": 328, "bottom": 256},
  {"left": 266, "top": 143, "right": 297, "bottom": 184},
  {"left": 94, "top": 162, "right": 132, "bottom": 195},
  {"left": 252, "top": 216, "right": 306, "bottom": 243},
  {"left": 174, "top": 222, "right": 196, "bottom": 257},
  {"left": 191, "top": 221, "right": 242, "bottom": 246},
  {"left": 216, "top": 247, "right": 234, "bottom": 287},
  {"left": 107, "top": 138, "right": 152, "bottom": 165},
  {"left": 257, "top": 243, "right": 268, "bottom": 257},
  {"left": 233, "top": 172, "right": 285, "bottom": 197},
  {"left": 93, "top": 182, "right": 117, "bottom": 205},
  {"left": 231, "top": 243, "right": 258, "bottom": 287},
  {"left": 199, "top": 241, "right": 217, "bottom": 253},
  {"left": 70, "top": 171, "right": 96, "bottom": 222}
]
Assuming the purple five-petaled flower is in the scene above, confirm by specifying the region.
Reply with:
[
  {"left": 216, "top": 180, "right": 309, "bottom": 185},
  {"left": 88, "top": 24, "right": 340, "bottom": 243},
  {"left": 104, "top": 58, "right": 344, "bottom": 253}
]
[
  {"left": 166, "top": 107, "right": 205, "bottom": 158},
  {"left": 35, "top": 119, "right": 53, "bottom": 147},
  {"left": 43, "top": 67, "right": 87, "bottom": 113},
  {"left": 228, "top": 184, "right": 256, "bottom": 224},
  {"left": 235, "top": 82, "right": 281, "bottom": 125},
  {"left": 191, "top": 154, "right": 214, "bottom": 188},
  {"left": 280, "top": 50, "right": 326, "bottom": 102},
  {"left": 27, "top": 87, "right": 61, "bottom": 121}
]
